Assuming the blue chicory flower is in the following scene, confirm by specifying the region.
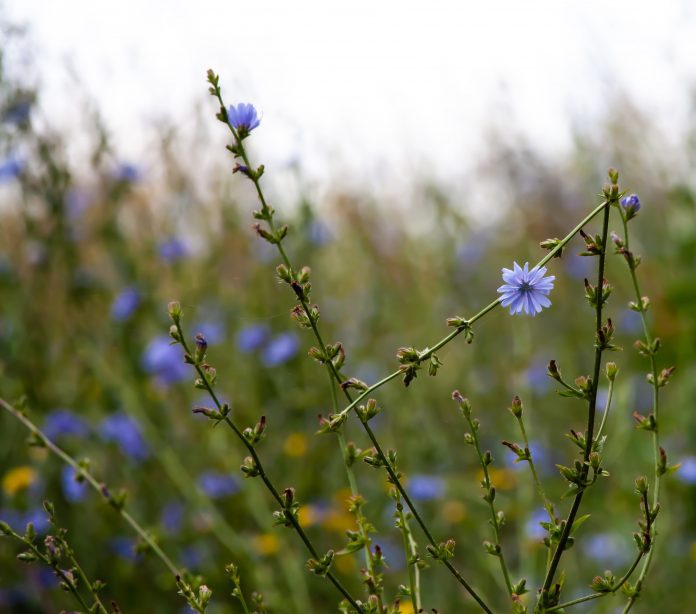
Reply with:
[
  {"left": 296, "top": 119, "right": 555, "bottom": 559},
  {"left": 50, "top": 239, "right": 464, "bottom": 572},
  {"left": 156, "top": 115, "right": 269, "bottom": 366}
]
[
  {"left": 114, "top": 163, "right": 140, "bottom": 183},
  {"left": 160, "top": 501, "right": 185, "bottom": 534},
  {"left": 99, "top": 412, "right": 149, "bottom": 461},
  {"left": 261, "top": 332, "right": 300, "bottom": 366},
  {"left": 0, "top": 156, "right": 23, "bottom": 183},
  {"left": 228, "top": 103, "right": 261, "bottom": 135},
  {"left": 111, "top": 287, "right": 141, "bottom": 322},
  {"left": 197, "top": 471, "right": 240, "bottom": 499},
  {"left": 498, "top": 262, "right": 555, "bottom": 316},
  {"left": 158, "top": 237, "right": 188, "bottom": 263},
  {"left": 141, "top": 335, "right": 189, "bottom": 385},
  {"left": 43, "top": 409, "right": 90, "bottom": 439},
  {"left": 3, "top": 100, "right": 31, "bottom": 125},
  {"left": 61, "top": 466, "right": 88, "bottom": 503},
  {"left": 677, "top": 456, "right": 696, "bottom": 485},
  {"left": 235, "top": 324, "right": 271, "bottom": 353},
  {"left": 408, "top": 475, "right": 446, "bottom": 501}
]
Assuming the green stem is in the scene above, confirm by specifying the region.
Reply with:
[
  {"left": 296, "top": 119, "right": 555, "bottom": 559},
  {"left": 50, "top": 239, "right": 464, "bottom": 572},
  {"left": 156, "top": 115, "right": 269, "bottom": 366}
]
[
  {"left": 515, "top": 414, "right": 554, "bottom": 520},
  {"left": 539, "top": 199, "right": 612, "bottom": 605},
  {"left": 395, "top": 498, "right": 421, "bottom": 612},
  {"left": 594, "top": 377, "right": 615, "bottom": 443},
  {"left": 67, "top": 551, "right": 110, "bottom": 613},
  {"left": 463, "top": 410, "right": 514, "bottom": 596},
  {"left": 618, "top": 209, "right": 662, "bottom": 613},
  {"left": 176, "top": 326, "right": 364, "bottom": 613}
]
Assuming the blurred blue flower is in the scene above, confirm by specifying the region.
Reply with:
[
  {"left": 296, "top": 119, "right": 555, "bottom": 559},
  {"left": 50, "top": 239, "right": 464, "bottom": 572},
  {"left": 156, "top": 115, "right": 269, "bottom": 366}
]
[
  {"left": 111, "top": 287, "right": 141, "bottom": 322},
  {"left": 99, "top": 412, "right": 149, "bottom": 461},
  {"left": 308, "top": 220, "right": 333, "bottom": 246},
  {"left": 161, "top": 501, "right": 185, "bottom": 534},
  {"left": 65, "top": 187, "right": 92, "bottom": 221},
  {"left": 507, "top": 440, "right": 552, "bottom": 475},
  {"left": 61, "top": 466, "right": 88, "bottom": 503},
  {"left": 37, "top": 566, "right": 59, "bottom": 589},
  {"left": 0, "top": 156, "right": 23, "bottom": 183},
  {"left": 197, "top": 471, "right": 240, "bottom": 499},
  {"left": 110, "top": 537, "right": 140, "bottom": 561},
  {"left": 582, "top": 532, "right": 630, "bottom": 565},
  {"left": 3, "top": 101, "right": 31, "bottom": 125},
  {"left": 114, "top": 163, "right": 141, "bottom": 183},
  {"left": 677, "top": 456, "right": 696, "bottom": 484},
  {"left": 564, "top": 253, "right": 593, "bottom": 280},
  {"left": 141, "top": 335, "right": 189, "bottom": 385},
  {"left": 525, "top": 359, "right": 552, "bottom": 394},
  {"left": 525, "top": 507, "right": 548, "bottom": 540},
  {"left": 195, "top": 320, "right": 226, "bottom": 345},
  {"left": 228, "top": 103, "right": 261, "bottom": 134},
  {"left": 497, "top": 262, "right": 554, "bottom": 316},
  {"left": 236, "top": 324, "right": 270, "bottom": 353},
  {"left": 43, "top": 409, "right": 90, "bottom": 439},
  {"left": 620, "top": 308, "right": 643, "bottom": 334},
  {"left": 262, "top": 332, "right": 300, "bottom": 366},
  {"left": 181, "top": 545, "right": 207, "bottom": 569},
  {"left": 23, "top": 506, "right": 50, "bottom": 534},
  {"left": 158, "top": 237, "right": 188, "bottom": 263},
  {"left": 408, "top": 474, "right": 445, "bottom": 501}
]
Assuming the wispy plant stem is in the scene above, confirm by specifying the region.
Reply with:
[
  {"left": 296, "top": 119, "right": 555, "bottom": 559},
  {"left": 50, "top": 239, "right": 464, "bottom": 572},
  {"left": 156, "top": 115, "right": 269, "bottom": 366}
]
[
  {"left": 539, "top": 198, "right": 612, "bottom": 604},
  {"left": 514, "top": 413, "right": 554, "bottom": 520},
  {"left": 174, "top": 324, "right": 364, "bottom": 612},
  {"left": 618, "top": 208, "right": 663, "bottom": 614}
]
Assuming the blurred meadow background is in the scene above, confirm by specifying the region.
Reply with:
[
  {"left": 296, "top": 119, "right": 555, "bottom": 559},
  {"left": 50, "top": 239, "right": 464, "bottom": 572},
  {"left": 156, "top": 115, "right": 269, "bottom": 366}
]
[{"left": 1, "top": 1, "right": 696, "bottom": 612}]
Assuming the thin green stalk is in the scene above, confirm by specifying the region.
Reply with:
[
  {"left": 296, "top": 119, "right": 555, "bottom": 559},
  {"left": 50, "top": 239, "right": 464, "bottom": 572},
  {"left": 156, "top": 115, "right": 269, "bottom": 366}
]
[
  {"left": 395, "top": 498, "right": 421, "bottom": 612},
  {"left": 67, "top": 551, "right": 110, "bottom": 614},
  {"left": 539, "top": 199, "right": 612, "bottom": 605},
  {"left": 594, "top": 377, "right": 615, "bottom": 443},
  {"left": 461, "top": 406, "right": 513, "bottom": 596},
  {"left": 0, "top": 397, "right": 205, "bottom": 614},
  {"left": 515, "top": 413, "right": 554, "bottom": 521},
  {"left": 618, "top": 209, "right": 662, "bottom": 613},
  {"left": 175, "top": 325, "right": 364, "bottom": 613}
]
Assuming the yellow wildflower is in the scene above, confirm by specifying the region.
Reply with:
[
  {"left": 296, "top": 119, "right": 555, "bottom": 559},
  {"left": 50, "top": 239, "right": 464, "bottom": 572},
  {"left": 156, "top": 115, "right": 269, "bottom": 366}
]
[{"left": 2, "top": 466, "right": 38, "bottom": 496}]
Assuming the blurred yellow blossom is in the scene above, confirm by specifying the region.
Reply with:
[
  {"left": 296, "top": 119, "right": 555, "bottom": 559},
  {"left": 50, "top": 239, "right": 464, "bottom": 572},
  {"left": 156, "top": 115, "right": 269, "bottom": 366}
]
[
  {"left": 2, "top": 466, "right": 37, "bottom": 496},
  {"left": 477, "top": 467, "right": 516, "bottom": 490},
  {"left": 442, "top": 500, "right": 467, "bottom": 523},
  {"left": 399, "top": 601, "right": 415, "bottom": 614},
  {"left": 252, "top": 533, "right": 280, "bottom": 556},
  {"left": 283, "top": 432, "right": 308, "bottom": 457},
  {"left": 298, "top": 505, "right": 319, "bottom": 527},
  {"left": 334, "top": 553, "right": 356, "bottom": 575}
]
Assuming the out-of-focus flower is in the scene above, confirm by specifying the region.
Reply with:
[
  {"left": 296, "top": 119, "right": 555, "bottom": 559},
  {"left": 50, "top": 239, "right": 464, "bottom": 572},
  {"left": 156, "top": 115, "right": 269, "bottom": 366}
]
[
  {"left": 236, "top": 324, "right": 270, "bottom": 353},
  {"left": 252, "top": 533, "right": 280, "bottom": 556},
  {"left": 114, "top": 163, "right": 140, "bottom": 183},
  {"left": 111, "top": 287, "right": 141, "bottom": 322},
  {"left": 408, "top": 474, "right": 445, "bottom": 501},
  {"left": 197, "top": 471, "right": 240, "bottom": 499},
  {"left": 64, "top": 188, "right": 93, "bottom": 221},
  {"left": 261, "top": 332, "right": 299, "bottom": 366},
  {"left": 620, "top": 194, "right": 641, "bottom": 219},
  {"left": 498, "top": 262, "right": 554, "bottom": 316},
  {"left": 61, "top": 466, "right": 88, "bottom": 503},
  {"left": 228, "top": 103, "right": 260, "bottom": 135},
  {"left": 525, "top": 507, "right": 548, "bottom": 540},
  {"left": 99, "top": 412, "right": 149, "bottom": 461},
  {"left": 161, "top": 501, "right": 185, "bottom": 534},
  {"left": 2, "top": 466, "right": 37, "bottom": 496},
  {"left": 141, "top": 335, "right": 189, "bottom": 385},
  {"left": 110, "top": 537, "right": 140, "bottom": 561},
  {"left": 620, "top": 308, "right": 643, "bottom": 334},
  {"left": 22, "top": 506, "right": 50, "bottom": 534},
  {"left": 158, "top": 237, "right": 188, "bottom": 263},
  {"left": 43, "top": 409, "right": 90, "bottom": 439},
  {"left": 283, "top": 433, "right": 308, "bottom": 457},
  {"left": 308, "top": 220, "right": 333, "bottom": 246},
  {"left": 2, "top": 100, "right": 31, "bottom": 125},
  {"left": 0, "top": 156, "right": 23, "bottom": 183},
  {"left": 564, "top": 253, "right": 592, "bottom": 280},
  {"left": 677, "top": 456, "right": 696, "bottom": 485},
  {"left": 194, "top": 320, "right": 226, "bottom": 345},
  {"left": 525, "top": 359, "right": 552, "bottom": 393},
  {"left": 582, "top": 532, "right": 630, "bottom": 565}
]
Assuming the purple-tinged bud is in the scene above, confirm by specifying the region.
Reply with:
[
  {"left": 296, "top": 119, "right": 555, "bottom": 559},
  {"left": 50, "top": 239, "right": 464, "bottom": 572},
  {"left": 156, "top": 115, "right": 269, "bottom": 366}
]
[
  {"left": 509, "top": 395, "right": 523, "bottom": 417},
  {"left": 620, "top": 194, "right": 641, "bottom": 221}
]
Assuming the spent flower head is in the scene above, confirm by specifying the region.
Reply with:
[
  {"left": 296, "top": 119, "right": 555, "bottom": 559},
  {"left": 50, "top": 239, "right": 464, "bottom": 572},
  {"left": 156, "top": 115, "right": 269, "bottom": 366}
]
[
  {"left": 228, "top": 103, "right": 260, "bottom": 137},
  {"left": 498, "top": 262, "right": 555, "bottom": 316}
]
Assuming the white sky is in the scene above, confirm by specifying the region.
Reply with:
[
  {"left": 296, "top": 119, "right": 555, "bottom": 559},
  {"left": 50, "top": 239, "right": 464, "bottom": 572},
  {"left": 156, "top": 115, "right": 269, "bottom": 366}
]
[{"left": 6, "top": 1, "right": 696, "bottom": 194}]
